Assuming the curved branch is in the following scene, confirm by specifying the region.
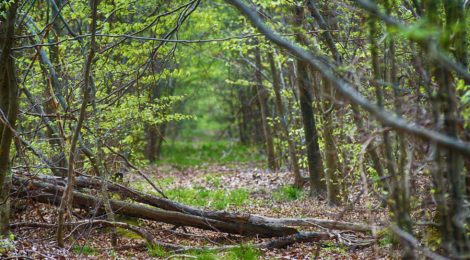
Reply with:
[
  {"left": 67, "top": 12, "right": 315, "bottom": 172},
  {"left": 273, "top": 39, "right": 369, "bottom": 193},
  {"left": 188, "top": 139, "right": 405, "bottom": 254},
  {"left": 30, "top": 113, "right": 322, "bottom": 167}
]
[{"left": 225, "top": 0, "right": 470, "bottom": 157}]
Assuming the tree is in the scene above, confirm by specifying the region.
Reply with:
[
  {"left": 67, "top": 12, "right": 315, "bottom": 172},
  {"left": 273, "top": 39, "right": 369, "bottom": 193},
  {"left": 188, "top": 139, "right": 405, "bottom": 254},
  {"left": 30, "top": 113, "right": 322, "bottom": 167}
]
[
  {"left": 253, "top": 42, "right": 277, "bottom": 171},
  {"left": 0, "top": 0, "right": 19, "bottom": 236},
  {"left": 293, "top": 4, "right": 326, "bottom": 196}
]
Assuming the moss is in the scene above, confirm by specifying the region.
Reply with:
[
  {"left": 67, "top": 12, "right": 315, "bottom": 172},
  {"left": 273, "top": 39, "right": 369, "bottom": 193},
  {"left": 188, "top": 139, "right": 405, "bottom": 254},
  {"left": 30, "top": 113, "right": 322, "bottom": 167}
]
[{"left": 116, "top": 227, "right": 142, "bottom": 239}]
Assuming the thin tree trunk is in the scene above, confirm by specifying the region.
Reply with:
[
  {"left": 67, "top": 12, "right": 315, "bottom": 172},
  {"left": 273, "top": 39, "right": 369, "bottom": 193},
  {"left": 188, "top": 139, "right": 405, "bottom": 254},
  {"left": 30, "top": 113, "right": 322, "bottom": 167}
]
[
  {"left": 237, "top": 86, "right": 250, "bottom": 144},
  {"left": 368, "top": 10, "right": 414, "bottom": 255},
  {"left": 155, "top": 123, "right": 167, "bottom": 160},
  {"left": 56, "top": 0, "right": 98, "bottom": 247},
  {"left": 443, "top": 0, "right": 470, "bottom": 195},
  {"left": 319, "top": 78, "right": 341, "bottom": 205},
  {"left": 253, "top": 42, "right": 277, "bottom": 171},
  {"left": 383, "top": 2, "right": 414, "bottom": 256},
  {"left": 368, "top": 13, "right": 396, "bottom": 188},
  {"left": 25, "top": 17, "right": 68, "bottom": 177},
  {"left": 146, "top": 124, "right": 159, "bottom": 162},
  {"left": 268, "top": 51, "right": 304, "bottom": 187},
  {"left": 425, "top": 1, "right": 470, "bottom": 256}
]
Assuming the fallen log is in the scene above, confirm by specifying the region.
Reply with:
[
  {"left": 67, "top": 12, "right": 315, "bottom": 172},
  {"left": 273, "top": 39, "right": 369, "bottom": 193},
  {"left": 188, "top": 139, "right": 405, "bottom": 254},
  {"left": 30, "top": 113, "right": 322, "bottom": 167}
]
[
  {"left": 23, "top": 174, "right": 379, "bottom": 233},
  {"left": 11, "top": 220, "right": 157, "bottom": 247},
  {"left": 170, "top": 231, "right": 333, "bottom": 252},
  {"left": 13, "top": 176, "right": 297, "bottom": 237},
  {"left": 11, "top": 221, "right": 333, "bottom": 252}
]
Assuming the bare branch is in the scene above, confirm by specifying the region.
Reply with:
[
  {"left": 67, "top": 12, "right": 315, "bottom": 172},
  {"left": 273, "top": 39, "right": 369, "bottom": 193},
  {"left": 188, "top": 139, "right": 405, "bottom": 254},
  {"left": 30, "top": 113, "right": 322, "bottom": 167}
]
[{"left": 225, "top": 0, "right": 470, "bottom": 157}]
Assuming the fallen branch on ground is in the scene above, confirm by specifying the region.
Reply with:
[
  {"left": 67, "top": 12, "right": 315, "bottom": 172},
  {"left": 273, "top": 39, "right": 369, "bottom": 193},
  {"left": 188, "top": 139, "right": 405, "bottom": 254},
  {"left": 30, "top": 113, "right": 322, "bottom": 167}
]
[
  {"left": 11, "top": 173, "right": 379, "bottom": 252},
  {"left": 12, "top": 175, "right": 297, "bottom": 237},
  {"left": 11, "top": 221, "right": 332, "bottom": 251},
  {"left": 24, "top": 173, "right": 380, "bottom": 233}
]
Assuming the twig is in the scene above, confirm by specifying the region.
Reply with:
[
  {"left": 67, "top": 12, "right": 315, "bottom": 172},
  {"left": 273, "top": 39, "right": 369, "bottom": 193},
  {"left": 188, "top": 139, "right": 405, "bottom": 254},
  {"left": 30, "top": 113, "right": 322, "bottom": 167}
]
[
  {"left": 389, "top": 225, "right": 448, "bottom": 260},
  {"left": 225, "top": 0, "right": 470, "bottom": 156}
]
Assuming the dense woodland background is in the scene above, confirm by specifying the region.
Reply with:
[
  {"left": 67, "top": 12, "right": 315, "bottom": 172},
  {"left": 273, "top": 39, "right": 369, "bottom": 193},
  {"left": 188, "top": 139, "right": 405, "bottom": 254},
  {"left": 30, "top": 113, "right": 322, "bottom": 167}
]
[{"left": 0, "top": 0, "right": 469, "bottom": 259}]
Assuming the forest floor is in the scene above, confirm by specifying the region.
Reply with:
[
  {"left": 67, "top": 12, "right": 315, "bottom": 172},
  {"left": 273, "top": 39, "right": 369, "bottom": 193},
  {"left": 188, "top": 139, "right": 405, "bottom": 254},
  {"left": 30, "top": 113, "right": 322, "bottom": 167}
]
[{"left": 9, "top": 163, "right": 396, "bottom": 259}]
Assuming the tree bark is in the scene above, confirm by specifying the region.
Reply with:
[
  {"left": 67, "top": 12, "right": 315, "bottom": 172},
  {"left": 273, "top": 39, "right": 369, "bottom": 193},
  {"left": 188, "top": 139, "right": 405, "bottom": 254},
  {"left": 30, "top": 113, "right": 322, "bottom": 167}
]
[
  {"left": 293, "top": 5, "right": 326, "bottom": 197},
  {"left": 56, "top": 0, "right": 99, "bottom": 247},
  {"left": 13, "top": 173, "right": 379, "bottom": 233},
  {"left": 267, "top": 51, "right": 304, "bottom": 187},
  {"left": 0, "top": 1, "right": 18, "bottom": 236},
  {"left": 253, "top": 42, "right": 277, "bottom": 170},
  {"left": 426, "top": 1, "right": 469, "bottom": 256},
  {"left": 14, "top": 176, "right": 298, "bottom": 237},
  {"left": 318, "top": 78, "right": 341, "bottom": 205},
  {"left": 226, "top": 0, "right": 470, "bottom": 156}
]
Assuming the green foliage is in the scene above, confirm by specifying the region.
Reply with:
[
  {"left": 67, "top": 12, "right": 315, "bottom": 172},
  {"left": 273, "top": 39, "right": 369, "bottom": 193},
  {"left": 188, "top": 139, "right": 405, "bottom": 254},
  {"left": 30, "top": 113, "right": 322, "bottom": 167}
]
[
  {"left": 131, "top": 176, "right": 175, "bottom": 194},
  {"left": 205, "top": 174, "right": 222, "bottom": 187},
  {"left": 377, "top": 228, "right": 397, "bottom": 247},
  {"left": 160, "top": 141, "right": 261, "bottom": 166},
  {"left": 72, "top": 244, "right": 98, "bottom": 256},
  {"left": 0, "top": 0, "right": 14, "bottom": 19},
  {"left": 397, "top": 19, "right": 439, "bottom": 41},
  {"left": 107, "top": 249, "right": 117, "bottom": 258},
  {"left": 185, "top": 245, "right": 260, "bottom": 260},
  {"left": 186, "top": 249, "right": 219, "bottom": 260},
  {"left": 166, "top": 187, "right": 250, "bottom": 210},
  {"left": 0, "top": 234, "right": 15, "bottom": 254},
  {"left": 116, "top": 227, "right": 142, "bottom": 239},
  {"left": 423, "top": 226, "right": 442, "bottom": 251},
  {"left": 273, "top": 185, "right": 303, "bottom": 201},
  {"left": 226, "top": 245, "right": 260, "bottom": 260},
  {"left": 147, "top": 244, "right": 170, "bottom": 258},
  {"left": 457, "top": 80, "right": 470, "bottom": 128},
  {"left": 320, "top": 241, "right": 348, "bottom": 255}
]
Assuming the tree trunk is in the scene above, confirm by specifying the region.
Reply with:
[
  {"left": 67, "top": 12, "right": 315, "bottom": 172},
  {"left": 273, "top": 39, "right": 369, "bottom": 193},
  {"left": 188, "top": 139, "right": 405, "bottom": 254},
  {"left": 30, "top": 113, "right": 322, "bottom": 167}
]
[
  {"left": 268, "top": 51, "right": 304, "bottom": 187},
  {"left": 14, "top": 176, "right": 298, "bottom": 237},
  {"left": 25, "top": 17, "right": 68, "bottom": 177},
  {"left": 146, "top": 124, "right": 159, "bottom": 162},
  {"left": 237, "top": 86, "right": 251, "bottom": 144},
  {"left": 383, "top": 2, "right": 414, "bottom": 257},
  {"left": 155, "top": 123, "right": 167, "bottom": 160},
  {"left": 318, "top": 78, "right": 342, "bottom": 205},
  {"left": 443, "top": 0, "right": 470, "bottom": 196},
  {"left": 0, "top": 1, "right": 18, "bottom": 236},
  {"left": 56, "top": 0, "right": 98, "bottom": 247},
  {"left": 426, "top": 1, "right": 469, "bottom": 256},
  {"left": 253, "top": 42, "right": 277, "bottom": 171},
  {"left": 293, "top": 5, "right": 325, "bottom": 197}
]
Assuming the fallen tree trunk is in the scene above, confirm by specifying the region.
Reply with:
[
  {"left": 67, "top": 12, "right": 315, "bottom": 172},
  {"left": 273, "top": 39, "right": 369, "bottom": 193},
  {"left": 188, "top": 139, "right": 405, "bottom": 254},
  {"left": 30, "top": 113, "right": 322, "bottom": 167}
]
[
  {"left": 12, "top": 176, "right": 297, "bottom": 237},
  {"left": 11, "top": 220, "right": 157, "bottom": 247},
  {"left": 25, "top": 174, "right": 378, "bottom": 233},
  {"left": 11, "top": 221, "right": 333, "bottom": 252}
]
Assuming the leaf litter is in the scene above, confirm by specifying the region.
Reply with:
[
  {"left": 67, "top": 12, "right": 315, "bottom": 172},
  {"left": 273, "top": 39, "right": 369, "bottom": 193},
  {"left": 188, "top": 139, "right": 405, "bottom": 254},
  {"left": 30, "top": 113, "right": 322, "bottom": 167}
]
[{"left": 7, "top": 163, "right": 398, "bottom": 259}]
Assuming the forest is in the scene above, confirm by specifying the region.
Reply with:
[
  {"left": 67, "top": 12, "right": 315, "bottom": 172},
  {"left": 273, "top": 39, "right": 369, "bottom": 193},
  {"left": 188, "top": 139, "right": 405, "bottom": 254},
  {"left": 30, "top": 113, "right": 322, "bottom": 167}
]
[{"left": 0, "top": 0, "right": 469, "bottom": 259}]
